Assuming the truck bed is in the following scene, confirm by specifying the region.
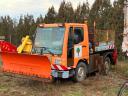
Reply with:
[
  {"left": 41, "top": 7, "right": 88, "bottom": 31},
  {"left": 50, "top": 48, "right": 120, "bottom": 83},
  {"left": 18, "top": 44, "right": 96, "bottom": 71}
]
[
  {"left": 95, "top": 41, "right": 115, "bottom": 52},
  {"left": 88, "top": 27, "right": 115, "bottom": 52}
]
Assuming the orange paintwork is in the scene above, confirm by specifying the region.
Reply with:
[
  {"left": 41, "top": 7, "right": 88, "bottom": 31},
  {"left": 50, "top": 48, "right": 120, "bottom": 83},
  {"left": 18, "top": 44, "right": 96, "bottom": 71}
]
[
  {"left": 39, "top": 23, "right": 64, "bottom": 28},
  {"left": 60, "top": 23, "right": 89, "bottom": 68},
  {"left": 39, "top": 23, "right": 89, "bottom": 68},
  {"left": 1, "top": 23, "right": 89, "bottom": 79},
  {"left": 1, "top": 52, "right": 51, "bottom": 79}
]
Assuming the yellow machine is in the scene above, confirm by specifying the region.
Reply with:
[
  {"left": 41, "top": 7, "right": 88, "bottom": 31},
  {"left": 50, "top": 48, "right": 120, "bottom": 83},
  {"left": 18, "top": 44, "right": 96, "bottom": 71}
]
[{"left": 17, "top": 35, "right": 32, "bottom": 54}]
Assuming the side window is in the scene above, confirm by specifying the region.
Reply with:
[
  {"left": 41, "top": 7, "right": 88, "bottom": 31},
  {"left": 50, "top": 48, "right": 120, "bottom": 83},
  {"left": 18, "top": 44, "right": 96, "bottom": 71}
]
[
  {"left": 68, "top": 27, "right": 73, "bottom": 48},
  {"left": 74, "top": 27, "right": 84, "bottom": 44},
  {"left": 68, "top": 27, "right": 73, "bottom": 58}
]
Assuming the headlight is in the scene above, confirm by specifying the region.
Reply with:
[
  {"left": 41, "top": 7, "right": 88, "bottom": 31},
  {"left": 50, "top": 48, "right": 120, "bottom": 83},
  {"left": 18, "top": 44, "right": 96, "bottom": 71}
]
[{"left": 54, "top": 59, "right": 62, "bottom": 65}]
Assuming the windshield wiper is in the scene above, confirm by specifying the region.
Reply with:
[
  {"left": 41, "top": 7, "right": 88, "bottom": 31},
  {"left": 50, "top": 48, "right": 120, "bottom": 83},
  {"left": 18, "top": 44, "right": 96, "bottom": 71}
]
[
  {"left": 34, "top": 47, "right": 54, "bottom": 55},
  {"left": 42, "top": 47, "right": 54, "bottom": 55}
]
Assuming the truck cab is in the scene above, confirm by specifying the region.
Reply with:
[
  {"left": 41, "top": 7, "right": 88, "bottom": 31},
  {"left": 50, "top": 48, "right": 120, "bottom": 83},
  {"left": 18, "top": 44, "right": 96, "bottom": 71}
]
[
  {"left": 0, "top": 23, "right": 117, "bottom": 82},
  {"left": 34, "top": 23, "right": 89, "bottom": 67},
  {"left": 33, "top": 23, "right": 116, "bottom": 82}
]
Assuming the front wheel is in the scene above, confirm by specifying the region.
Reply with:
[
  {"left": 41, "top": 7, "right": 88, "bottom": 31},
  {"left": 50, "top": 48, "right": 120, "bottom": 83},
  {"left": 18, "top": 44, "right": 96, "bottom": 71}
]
[{"left": 73, "top": 62, "right": 87, "bottom": 82}]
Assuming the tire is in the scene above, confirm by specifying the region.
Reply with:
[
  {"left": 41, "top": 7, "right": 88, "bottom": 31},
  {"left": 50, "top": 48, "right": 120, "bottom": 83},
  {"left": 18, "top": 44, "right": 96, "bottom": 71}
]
[
  {"left": 117, "top": 82, "right": 128, "bottom": 96},
  {"left": 103, "top": 57, "right": 111, "bottom": 75},
  {"left": 73, "top": 62, "right": 87, "bottom": 82}
]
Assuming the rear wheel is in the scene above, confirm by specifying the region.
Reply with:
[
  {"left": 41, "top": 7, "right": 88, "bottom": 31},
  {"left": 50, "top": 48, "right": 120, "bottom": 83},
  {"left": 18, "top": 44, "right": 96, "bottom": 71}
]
[
  {"left": 73, "top": 62, "right": 87, "bottom": 82},
  {"left": 104, "top": 57, "right": 111, "bottom": 75}
]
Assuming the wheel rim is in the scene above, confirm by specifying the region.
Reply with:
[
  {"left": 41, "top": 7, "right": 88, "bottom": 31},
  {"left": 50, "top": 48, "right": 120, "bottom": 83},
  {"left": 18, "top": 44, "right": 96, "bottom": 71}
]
[
  {"left": 78, "top": 67, "right": 85, "bottom": 79},
  {"left": 105, "top": 60, "right": 110, "bottom": 74}
]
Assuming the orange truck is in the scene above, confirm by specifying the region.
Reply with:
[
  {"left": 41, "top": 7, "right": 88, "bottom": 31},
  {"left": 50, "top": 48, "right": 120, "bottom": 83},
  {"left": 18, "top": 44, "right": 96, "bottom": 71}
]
[{"left": 0, "top": 23, "right": 117, "bottom": 82}]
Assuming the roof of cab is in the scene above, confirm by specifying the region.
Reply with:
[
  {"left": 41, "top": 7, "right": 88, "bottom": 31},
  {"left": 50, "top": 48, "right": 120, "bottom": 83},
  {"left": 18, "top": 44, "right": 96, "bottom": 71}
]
[{"left": 38, "top": 23, "right": 87, "bottom": 28}]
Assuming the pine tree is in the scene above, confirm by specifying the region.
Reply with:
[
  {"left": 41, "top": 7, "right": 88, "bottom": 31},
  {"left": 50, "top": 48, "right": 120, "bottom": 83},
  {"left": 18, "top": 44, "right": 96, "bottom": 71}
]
[
  {"left": 15, "top": 15, "right": 36, "bottom": 45},
  {"left": 36, "top": 15, "right": 44, "bottom": 24},
  {"left": 112, "top": 0, "right": 124, "bottom": 52},
  {"left": 16, "top": 16, "right": 24, "bottom": 45},
  {"left": 57, "top": 1, "right": 66, "bottom": 23},
  {"left": 44, "top": 6, "right": 57, "bottom": 23},
  {"left": 74, "top": 2, "right": 90, "bottom": 23},
  {"left": 89, "top": 0, "right": 112, "bottom": 29},
  {"left": 57, "top": 1, "right": 74, "bottom": 23},
  {"left": 88, "top": 0, "right": 102, "bottom": 27},
  {"left": 0, "top": 16, "right": 14, "bottom": 42},
  {"left": 74, "top": 4, "right": 82, "bottom": 23}
]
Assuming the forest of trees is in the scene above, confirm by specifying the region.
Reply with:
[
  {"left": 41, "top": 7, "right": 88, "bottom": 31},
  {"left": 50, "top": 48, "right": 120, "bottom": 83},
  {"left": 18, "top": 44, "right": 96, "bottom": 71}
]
[{"left": 0, "top": 0, "right": 125, "bottom": 53}]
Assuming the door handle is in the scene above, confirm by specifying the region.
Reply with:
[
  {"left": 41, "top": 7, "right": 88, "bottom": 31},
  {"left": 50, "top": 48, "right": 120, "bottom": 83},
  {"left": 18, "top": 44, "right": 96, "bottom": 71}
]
[{"left": 82, "top": 45, "right": 86, "bottom": 48}]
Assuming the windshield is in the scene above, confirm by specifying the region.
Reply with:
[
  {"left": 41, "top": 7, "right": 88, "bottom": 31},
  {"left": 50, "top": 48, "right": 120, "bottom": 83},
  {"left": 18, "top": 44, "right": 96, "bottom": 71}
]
[{"left": 34, "top": 27, "right": 65, "bottom": 54}]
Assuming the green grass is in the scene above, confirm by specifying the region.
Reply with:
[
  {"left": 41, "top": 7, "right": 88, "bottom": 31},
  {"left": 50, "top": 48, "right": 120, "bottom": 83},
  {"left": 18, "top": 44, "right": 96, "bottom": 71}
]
[
  {"left": 63, "top": 91, "right": 83, "bottom": 96},
  {"left": 0, "top": 60, "right": 127, "bottom": 96},
  {"left": 118, "top": 54, "right": 128, "bottom": 62},
  {"left": 62, "top": 85, "right": 84, "bottom": 96},
  {"left": 115, "top": 61, "right": 128, "bottom": 77},
  {"left": 0, "top": 85, "right": 8, "bottom": 92}
]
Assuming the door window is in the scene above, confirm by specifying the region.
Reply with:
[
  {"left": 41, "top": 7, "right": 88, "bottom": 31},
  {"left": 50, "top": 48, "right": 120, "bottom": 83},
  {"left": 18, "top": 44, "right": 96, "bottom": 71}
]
[
  {"left": 74, "top": 27, "right": 84, "bottom": 44},
  {"left": 68, "top": 27, "right": 73, "bottom": 58}
]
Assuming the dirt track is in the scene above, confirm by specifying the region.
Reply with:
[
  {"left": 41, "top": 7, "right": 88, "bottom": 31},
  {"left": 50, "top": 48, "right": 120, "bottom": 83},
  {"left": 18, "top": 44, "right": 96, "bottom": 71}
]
[{"left": 0, "top": 61, "right": 127, "bottom": 96}]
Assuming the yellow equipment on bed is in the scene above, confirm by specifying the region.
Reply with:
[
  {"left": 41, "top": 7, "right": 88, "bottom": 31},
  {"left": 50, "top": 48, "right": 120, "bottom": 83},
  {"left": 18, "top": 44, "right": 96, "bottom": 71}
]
[{"left": 17, "top": 35, "right": 32, "bottom": 54}]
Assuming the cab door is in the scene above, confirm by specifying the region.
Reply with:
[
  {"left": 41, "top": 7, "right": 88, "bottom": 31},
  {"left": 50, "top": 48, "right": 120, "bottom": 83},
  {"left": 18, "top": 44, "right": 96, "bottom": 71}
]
[
  {"left": 67, "top": 25, "right": 89, "bottom": 67},
  {"left": 67, "top": 27, "right": 74, "bottom": 67},
  {"left": 73, "top": 26, "right": 87, "bottom": 67}
]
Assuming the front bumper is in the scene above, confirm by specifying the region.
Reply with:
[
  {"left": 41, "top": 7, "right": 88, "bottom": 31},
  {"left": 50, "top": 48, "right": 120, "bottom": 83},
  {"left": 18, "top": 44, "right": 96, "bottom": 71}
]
[{"left": 52, "top": 70, "right": 69, "bottom": 78}]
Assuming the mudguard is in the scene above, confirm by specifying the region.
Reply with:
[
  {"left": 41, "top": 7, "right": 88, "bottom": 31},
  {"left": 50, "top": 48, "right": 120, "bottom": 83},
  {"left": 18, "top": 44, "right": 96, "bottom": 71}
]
[{"left": 1, "top": 52, "right": 51, "bottom": 79}]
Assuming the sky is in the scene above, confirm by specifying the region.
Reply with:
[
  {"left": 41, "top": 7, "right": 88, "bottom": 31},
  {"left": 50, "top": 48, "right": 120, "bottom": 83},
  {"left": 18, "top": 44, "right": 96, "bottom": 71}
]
[{"left": 0, "top": 0, "right": 114, "bottom": 19}]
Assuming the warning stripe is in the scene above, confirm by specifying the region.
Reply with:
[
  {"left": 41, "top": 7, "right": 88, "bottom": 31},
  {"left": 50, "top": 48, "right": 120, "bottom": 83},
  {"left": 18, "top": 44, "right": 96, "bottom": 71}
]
[
  {"left": 51, "top": 64, "right": 73, "bottom": 71},
  {"left": 107, "top": 44, "right": 115, "bottom": 49},
  {"left": 56, "top": 65, "right": 63, "bottom": 70}
]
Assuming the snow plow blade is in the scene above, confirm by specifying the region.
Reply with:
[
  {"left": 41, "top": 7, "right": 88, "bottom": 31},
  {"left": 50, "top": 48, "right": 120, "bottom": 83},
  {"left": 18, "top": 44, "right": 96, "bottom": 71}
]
[{"left": 1, "top": 52, "right": 51, "bottom": 79}]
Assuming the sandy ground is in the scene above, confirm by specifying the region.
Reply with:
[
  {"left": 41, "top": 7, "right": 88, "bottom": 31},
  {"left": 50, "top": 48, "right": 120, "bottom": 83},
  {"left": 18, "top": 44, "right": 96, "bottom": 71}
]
[{"left": 0, "top": 61, "right": 127, "bottom": 96}]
